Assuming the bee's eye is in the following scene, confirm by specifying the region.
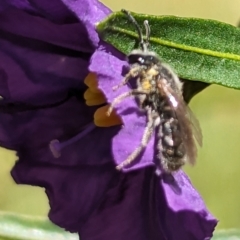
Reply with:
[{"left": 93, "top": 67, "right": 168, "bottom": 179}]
[{"left": 138, "top": 57, "right": 144, "bottom": 64}]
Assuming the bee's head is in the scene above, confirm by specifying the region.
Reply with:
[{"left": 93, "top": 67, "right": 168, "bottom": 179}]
[
  {"left": 121, "top": 10, "right": 159, "bottom": 66},
  {"left": 127, "top": 49, "right": 160, "bottom": 66}
]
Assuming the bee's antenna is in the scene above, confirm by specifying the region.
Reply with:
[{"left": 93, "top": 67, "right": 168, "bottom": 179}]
[
  {"left": 121, "top": 9, "right": 148, "bottom": 52},
  {"left": 144, "top": 20, "right": 150, "bottom": 48}
]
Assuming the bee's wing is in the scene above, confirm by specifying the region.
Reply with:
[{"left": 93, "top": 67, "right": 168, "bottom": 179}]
[
  {"left": 183, "top": 103, "right": 202, "bottom": 147},
  {"left": 159, "top": 82, "right": 202, "bottom": 165}
]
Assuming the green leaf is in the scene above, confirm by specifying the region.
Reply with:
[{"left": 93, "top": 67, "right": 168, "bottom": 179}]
[
  {"left": 0, "top": 211, "right": 239, "bottom": 240},
  {"left": 0, "top": 211, "right": 77, "bottom": 240},
  {"left": 213, "top": 229, "right": 240, "bottom": 239},
  {"left": 97, "top": 11, "right": 240, "bottom": 89}
]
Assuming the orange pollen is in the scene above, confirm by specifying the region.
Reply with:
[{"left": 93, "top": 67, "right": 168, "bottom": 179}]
[{"left": 83, "top": 73, "right": 123, "bottom": 127}]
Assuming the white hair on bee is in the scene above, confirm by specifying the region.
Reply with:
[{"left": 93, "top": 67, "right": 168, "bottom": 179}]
[{"left": 107, "top": 9, "right": 202, "bottom": 172}]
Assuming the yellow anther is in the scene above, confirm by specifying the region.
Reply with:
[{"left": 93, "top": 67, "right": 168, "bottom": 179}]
[
  {"left": 84, "top": 73, "right": 102, "bottom": 93},
  {"left": 94, "top": 105, "right": 123, "bottom": 127},
  {"left": 84, "top": 88, "right": 106, "bottom": 106},
  {"left": 84, "top": 73, "right": 123, "bottom": 127}
]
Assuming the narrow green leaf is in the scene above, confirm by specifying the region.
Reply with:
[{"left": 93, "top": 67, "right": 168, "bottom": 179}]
[
  {"left": 97, "top": 11, "right": 240, "bottom": 89},
  {"left": 213, "top": 229, "right": 240, "bottom": 239},
  {"left": 0, "top": 211, "right": 77, "bottom": 240}
]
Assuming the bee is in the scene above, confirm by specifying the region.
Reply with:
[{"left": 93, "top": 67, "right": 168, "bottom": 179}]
[{"left": 107, "top": 9, "right": 202, "bottom": 172}]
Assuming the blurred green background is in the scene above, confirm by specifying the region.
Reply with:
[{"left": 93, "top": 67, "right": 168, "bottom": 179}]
[{"left": 1, "top": 0, "right": 240, "bottom": 232}]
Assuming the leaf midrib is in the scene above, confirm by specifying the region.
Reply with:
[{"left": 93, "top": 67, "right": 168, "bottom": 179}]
[{"left": 109, "top": 26, "right": 240, "bottom": 61}]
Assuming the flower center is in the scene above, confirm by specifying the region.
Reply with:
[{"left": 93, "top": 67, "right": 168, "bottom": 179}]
[{"left": 49, "top": 73, "right": 122, "bottom": 158}]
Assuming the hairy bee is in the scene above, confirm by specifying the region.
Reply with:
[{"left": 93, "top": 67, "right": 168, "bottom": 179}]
[{"left": 107, "top": 9, "right": 202, "bottom": 172}]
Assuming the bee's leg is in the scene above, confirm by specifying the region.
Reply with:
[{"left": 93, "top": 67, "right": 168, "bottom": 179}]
[
  {"left": 112, "top": 75, "right": 131, "bottom": 91},
  {"left": 106, "top": 89, "right": 148, "bottom": 116},
  {"left": 112, "top": 67, "right": 140, "bottom": 91},
  {"left": 116, "top": 108, "right": 154, "bottom": 170}
]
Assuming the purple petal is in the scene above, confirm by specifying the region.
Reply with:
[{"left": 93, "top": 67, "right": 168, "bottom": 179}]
[
  {"left": 90, "top": 49, "right": 155, "bottom": 171},
  {"left": 78, "top": 168, "right": 166, "bottom": 240},
  {"left": 0, "top": 8, "right": 93, "bottom": 52},
  {"left": 4, "top": 94, "right": 162, "bottom": 236},
  {"left": 0, "top": 95, "right": 120, "bottom": 233},
  {"left": 0, "top": 0, "right": 76, "bottom": 24},
  {"left": 160, "top": 171, "right": 217, "bottom": 240},
  {"left": 61, "top": 0, "right": 111, "bottom": 46},
  {"left": 17, "top": 0, "right": 78, "bottom": 24},
  {"left": 12, "top": 142, "right": 120, "bottom": 232},
  {"left": 0, "top": 7, "right": 91, "bottom": 105},
  {"left": 76, "top": 167, "right": 217, "bottom": 240},
  {"left": 0, "top": 0, "right": 36, "bottom": 13},
  {"left": 0, "top": 97, "right": 95, "bottom": 152}
]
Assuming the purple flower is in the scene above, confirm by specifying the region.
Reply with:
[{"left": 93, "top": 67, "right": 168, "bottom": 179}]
[{"left": 0, "top": 0, "right": 217, "bottom": 239}]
